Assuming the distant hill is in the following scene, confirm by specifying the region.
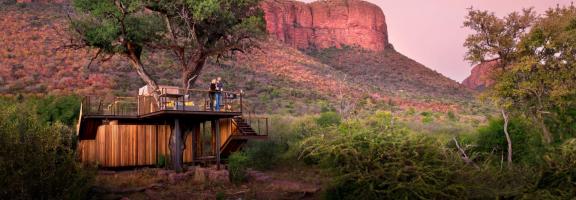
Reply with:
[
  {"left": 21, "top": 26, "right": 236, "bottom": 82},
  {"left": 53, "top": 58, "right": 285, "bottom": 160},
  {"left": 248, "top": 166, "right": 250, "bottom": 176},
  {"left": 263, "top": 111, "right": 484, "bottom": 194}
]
[
  {"left": 0, "top": 1, "right": 473, "bottom": 114},
  {"left": 307, "top": 47, "right": 471, "bottom": 101}
]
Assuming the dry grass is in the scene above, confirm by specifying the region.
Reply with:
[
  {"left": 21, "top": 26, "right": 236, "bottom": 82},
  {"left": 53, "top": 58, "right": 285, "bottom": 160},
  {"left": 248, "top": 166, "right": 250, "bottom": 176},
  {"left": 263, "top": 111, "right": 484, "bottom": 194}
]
[{"left": 90, "top": 164, "right": 328, "bottom": 200}]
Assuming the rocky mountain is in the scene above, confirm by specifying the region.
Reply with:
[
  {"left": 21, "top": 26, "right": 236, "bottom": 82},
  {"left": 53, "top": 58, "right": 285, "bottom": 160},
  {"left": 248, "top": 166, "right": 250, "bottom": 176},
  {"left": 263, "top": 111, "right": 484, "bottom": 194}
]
[
  {"left": 261, "top": 0, "right": 388, "bottom": 51},
  {"left": 262, "top": 0, "right": 470, "bottom": 100},
  {"left": 462, "top": 61, "right": 499, "bottom": 91}
]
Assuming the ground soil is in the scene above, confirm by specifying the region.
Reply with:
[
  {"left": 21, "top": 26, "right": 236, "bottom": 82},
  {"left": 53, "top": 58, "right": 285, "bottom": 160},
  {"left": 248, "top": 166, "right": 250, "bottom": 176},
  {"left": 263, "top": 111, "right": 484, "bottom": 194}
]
[{"left": 89, "top": 164, "right": 328, "bottom": 200}]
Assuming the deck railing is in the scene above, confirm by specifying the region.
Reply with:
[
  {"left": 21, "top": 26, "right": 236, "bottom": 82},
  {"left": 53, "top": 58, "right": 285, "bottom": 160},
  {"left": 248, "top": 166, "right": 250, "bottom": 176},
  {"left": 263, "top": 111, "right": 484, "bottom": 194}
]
[
  {"left": 81, "top": 88, "right": 244, "bottom": 116},
  {"left": 239, "top": 102, "right": 269, "bottom": 136}
]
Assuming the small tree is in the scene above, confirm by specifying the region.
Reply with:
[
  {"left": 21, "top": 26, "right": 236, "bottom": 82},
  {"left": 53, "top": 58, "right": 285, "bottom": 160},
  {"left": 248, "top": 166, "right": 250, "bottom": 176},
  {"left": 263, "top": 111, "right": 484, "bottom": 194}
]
[{"left": 463, "top": 7, "right": 537, "bottom": 164}]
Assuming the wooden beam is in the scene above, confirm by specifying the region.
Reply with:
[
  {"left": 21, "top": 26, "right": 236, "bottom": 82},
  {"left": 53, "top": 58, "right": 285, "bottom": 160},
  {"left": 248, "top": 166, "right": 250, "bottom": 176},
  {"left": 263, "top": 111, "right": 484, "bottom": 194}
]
[
  {"left": 171, "top": 119, "right": 183, "bottom": 172},
  {"left": 215, "top": 119, "right": 221, "bottom": 170}
]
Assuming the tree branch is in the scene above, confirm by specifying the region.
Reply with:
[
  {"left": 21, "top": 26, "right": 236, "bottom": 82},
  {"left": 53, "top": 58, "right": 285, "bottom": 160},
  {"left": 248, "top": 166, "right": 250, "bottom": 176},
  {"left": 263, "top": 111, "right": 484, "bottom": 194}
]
[{"left": 452, "top": 137, "right": 479, "bottom": 169}]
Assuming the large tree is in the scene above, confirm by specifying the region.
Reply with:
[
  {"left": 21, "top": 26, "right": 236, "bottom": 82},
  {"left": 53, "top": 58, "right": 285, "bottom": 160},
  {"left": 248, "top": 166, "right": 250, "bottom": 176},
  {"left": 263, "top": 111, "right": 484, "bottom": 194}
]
[
  {"left": 70, "top": 0, "right": 266, "bottom": 171},
  {"left": 71, "top": 0, "right": 265, "bottom": 93},
  {"left": 465, "top": 5, "right": 576, "bottom": 148},
  {"left": 491, "top": 5, "right": 576, "bottom": 144},
  {"left": 143, "top": 0, "right": 266, "bottom": 89}
]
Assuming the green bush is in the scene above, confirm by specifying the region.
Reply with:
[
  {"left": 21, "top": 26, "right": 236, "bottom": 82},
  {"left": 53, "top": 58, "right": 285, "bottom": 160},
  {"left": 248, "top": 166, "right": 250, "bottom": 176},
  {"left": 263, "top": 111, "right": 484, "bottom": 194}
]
[
  {"left": 472, "top": 117, "right": 544, "bottom": 164},
  {"left": 525, "top": 139, "right": 576, "bottom": 199},
  {"left": 0, "top": 103, "right": 94, "bottom": 199},
  {"left": 244, "top": 141, "right": 285, "bottom": 171},
  {"left": 228, "top": 152, "right": 249, "bottom": 184},
  {"left": 157, "top": 154, "right": 167, "bottom": 168},
  {"left": 34, "top": 95, "right": 81, "bottom": 126},
  {"left": 316, "top": 111, "right": 341, "bottom": 127},
  {"left": 447, "top": 111, "right": 458, "bottom": 122},
  {"left": 422, "top": 115, "right": 434, "bottom": 124},
  {"left": 0, "top": 95, "right": 81, "bottom": 126},
  {"left": 300, "top": 112, "right": 467, "bottom": 199}
]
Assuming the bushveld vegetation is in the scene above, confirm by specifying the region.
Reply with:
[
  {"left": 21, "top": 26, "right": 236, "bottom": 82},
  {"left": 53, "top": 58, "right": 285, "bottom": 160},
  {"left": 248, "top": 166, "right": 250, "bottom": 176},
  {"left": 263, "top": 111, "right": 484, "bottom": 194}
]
[
  {"left": 228, "top": 108, "right": 576, "bottom": 199},
  {"left": 2, "top": 1, "right": 576, "bottom": 200},
  {"left": 0, "top": 95, "right": 94, "bottom": 199},
  {"left": 229, "top": 5, "right": 576, "bottom": 199}
]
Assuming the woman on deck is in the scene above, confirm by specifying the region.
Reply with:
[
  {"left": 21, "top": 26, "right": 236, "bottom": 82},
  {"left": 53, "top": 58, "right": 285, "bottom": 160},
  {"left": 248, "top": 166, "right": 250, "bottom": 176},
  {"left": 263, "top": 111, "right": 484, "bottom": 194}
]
[
  {"left": 216, "top": 77, "right": 224, "bottom": 111},
  {"left": 209, "top": 79, "right": 217, "bottom": 111}
]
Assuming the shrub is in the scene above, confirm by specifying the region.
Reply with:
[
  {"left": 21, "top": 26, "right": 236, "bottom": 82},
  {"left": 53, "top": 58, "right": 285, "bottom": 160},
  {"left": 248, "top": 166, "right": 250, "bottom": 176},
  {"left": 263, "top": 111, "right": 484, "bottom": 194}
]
[
  {"left": 228, "top": 152, "right": 249, "bottom": 184},
  {"left": 300, "top": 112, "right": 467, "bottom": 199},
  {"left": 0, "top": 103, "right": 94, "bottom": 199},
  {"left": 157, "top": 154, "right": 166, "bottom": 168},
  {"left": 422, "top": 115, "right": 434, "bottom": 124},
  {"left": 472, "top": 117, "right": 544, "bottom": 164},
  {"left": 34, "top": 95, "right": 81, "bottom": 126},
  {"left": 316, "top": 111, "right": 341, "bottom": 127},
  {"left": 447, "top": 111, "right": 458, "bottom": 122},
  {"left": 521, "top": 139, "right": 576, "bottom": 199},
  {"left": 244, "top": 141, "right": 284, "bottom": 171}
]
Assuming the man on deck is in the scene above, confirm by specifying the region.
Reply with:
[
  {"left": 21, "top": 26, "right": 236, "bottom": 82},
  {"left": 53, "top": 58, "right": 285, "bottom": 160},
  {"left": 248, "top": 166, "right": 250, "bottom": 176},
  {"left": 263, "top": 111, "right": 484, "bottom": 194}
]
[{"left": 216, "top": 77, "right": 224, "bottom": 111}]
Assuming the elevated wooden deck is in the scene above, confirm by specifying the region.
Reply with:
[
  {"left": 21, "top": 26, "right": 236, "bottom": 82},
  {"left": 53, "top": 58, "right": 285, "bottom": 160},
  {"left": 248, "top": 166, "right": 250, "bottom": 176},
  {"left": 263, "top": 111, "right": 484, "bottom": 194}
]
[
  {"left": 76, "top": 87, "right": 269, "bottom": 168},
  {"left": 78, "top": 111, "right": 243, "bottom": 140},
  {"left": 78, "top": 88, "right": 245, "bottom": 140}
]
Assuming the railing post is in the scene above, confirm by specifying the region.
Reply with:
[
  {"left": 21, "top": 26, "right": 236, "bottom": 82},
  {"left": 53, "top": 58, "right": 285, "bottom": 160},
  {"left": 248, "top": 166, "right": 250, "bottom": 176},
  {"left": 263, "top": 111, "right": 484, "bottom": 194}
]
[
  {"left": 87, "top": 97, "right": 90, "bottom": 114},
  {"left": 265, "top": 118, "right": 269, "bottom": 136},
  {"left": 239, "top": 91, "right": 243, "bottom": 114}
]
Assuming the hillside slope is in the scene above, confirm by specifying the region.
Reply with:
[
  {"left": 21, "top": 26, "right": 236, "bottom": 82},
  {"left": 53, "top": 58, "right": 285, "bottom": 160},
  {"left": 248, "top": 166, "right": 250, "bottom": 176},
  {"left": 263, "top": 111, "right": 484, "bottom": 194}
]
[
  {"left": 307, "top": 47, "right": 472, "bottom": 102},
  {"left": 0, "top": 3, "right": 471, "bottom": 114}
]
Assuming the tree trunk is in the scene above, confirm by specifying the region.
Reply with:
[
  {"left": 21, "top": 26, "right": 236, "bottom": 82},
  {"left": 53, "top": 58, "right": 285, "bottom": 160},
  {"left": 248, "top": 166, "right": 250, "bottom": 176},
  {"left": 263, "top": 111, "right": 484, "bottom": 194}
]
[
  {"left": 170, "top": 119, "right": 183, "bottom": 172},
  {"left": 126, "top": 43, "right": 160, "bottom": 101},
  {"left": 182, "top": 56, "right": 207, "bottom": 90},
  {"left": 501, "top": 109, "right": 512, "bottom": 166},
  {"left": 533, "top": 115, "right": 553, "bottom": 144}
]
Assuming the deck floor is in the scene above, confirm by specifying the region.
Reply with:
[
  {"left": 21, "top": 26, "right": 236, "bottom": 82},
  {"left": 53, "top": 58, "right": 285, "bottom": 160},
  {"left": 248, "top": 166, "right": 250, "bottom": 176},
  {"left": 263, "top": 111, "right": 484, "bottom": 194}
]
[{"left": 78, "top": 110, "right": 242, "bottom": 140}]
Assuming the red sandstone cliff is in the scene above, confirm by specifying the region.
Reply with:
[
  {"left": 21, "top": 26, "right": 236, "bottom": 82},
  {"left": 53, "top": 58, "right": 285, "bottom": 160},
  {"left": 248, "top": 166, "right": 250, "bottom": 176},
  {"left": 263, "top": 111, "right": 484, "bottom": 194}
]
[
  {"left": 261, "top": 0, "right": 389, "bottom": 51},
  {"left": 462, "top": 61, "right": 499, "bottom": 91}
]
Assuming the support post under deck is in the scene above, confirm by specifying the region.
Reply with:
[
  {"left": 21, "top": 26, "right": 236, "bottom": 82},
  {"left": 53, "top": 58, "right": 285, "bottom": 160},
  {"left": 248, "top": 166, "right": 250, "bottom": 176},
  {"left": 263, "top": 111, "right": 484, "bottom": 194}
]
[{"left": 215, "top": 119, "right": 221, "bottom": 170}]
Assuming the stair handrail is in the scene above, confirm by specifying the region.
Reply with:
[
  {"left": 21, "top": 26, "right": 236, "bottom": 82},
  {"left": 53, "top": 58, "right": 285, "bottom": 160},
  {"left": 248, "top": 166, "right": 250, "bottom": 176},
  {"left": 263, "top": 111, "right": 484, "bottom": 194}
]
[{"left": 236, "top": 99, "right": 269, "bottom": 136}]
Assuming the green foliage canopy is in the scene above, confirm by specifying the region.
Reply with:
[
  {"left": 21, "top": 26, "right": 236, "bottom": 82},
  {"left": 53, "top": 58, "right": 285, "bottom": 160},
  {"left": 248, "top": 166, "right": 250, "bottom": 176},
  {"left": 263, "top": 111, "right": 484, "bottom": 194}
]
[
  {"left": 489, "top": 6, "right": 576, "bottom": 142},
  {"left": 0, "top": 102, "right": 94, "bottom": 199},
  {"left": 71, "top": 0, "right": 266, "bottom": 88},
  {"left": 463, "top": 8, "right": 536, "bottom": 67}
]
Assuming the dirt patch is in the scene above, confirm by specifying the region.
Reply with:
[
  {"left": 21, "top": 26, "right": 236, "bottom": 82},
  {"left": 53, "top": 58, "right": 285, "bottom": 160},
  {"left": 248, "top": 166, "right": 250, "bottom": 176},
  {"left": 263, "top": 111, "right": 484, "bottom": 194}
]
[{"left": 89, "top": 165, "right": 326, "bottom": 200}]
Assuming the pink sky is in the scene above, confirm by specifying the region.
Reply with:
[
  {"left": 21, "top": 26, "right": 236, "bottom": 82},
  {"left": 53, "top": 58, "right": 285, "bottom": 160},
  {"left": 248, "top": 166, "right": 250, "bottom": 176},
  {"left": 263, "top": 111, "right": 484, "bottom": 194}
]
[{"left": 302, "top": 0, "right": 573, "bottom": 82}]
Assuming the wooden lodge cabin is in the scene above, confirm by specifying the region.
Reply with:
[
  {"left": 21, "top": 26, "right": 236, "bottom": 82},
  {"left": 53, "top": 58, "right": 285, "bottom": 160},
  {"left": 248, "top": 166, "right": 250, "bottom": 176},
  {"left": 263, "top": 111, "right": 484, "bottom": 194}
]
[{"left": 76, "top": 85, "right": 268, "bottom": 168}]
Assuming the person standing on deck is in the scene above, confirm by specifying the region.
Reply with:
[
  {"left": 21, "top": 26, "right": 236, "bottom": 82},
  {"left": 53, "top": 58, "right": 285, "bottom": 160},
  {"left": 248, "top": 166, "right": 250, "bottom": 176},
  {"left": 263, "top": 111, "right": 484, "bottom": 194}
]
[
  {"left": 215, "top": 77, "right": 224, "bottom": 111},
  {"left": 209, "top": 79, "right": 217, "bottom": 111}
]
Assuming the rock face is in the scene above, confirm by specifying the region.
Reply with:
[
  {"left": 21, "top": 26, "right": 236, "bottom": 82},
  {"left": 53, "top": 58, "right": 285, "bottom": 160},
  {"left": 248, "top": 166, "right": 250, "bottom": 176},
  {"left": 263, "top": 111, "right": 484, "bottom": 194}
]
[
  {"left": 261, "top": 0, "right": 389, "bottom": 51},
  {"left": 462, "top": 61, "right": 499, "bottom": 91}
]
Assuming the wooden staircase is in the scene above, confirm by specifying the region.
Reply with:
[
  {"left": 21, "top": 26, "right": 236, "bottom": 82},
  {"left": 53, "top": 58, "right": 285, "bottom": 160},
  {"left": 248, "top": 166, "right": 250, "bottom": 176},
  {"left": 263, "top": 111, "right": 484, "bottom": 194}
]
[
  {"left": 234, "top": 117, "right": 258, "bottom": 135},
  {"left": 220, "top": 117, "right": 267, "bottom": 158}
]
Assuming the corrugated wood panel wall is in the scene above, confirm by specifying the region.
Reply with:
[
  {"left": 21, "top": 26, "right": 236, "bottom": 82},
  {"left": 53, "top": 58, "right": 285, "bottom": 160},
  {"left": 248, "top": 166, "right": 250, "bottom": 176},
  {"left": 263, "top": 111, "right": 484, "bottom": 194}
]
[
  {"left": 78, "top": 120, "right": 234, "bottom": 167},
  {"left": 77, "top": 122, "right": 174, "bottom": 167},
  {"left": 219, "top": 119, "right": 233, "bottom": 147}
]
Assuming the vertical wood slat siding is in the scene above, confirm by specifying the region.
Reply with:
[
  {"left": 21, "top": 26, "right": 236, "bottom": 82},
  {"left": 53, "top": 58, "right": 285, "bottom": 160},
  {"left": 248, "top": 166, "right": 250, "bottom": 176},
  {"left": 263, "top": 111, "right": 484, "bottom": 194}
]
[
  {"left": 78, "top": 121, "right": 233, "bottom": 167},
  {"left": 219, "top": 119, "right": 233, "bottom": 147}
]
